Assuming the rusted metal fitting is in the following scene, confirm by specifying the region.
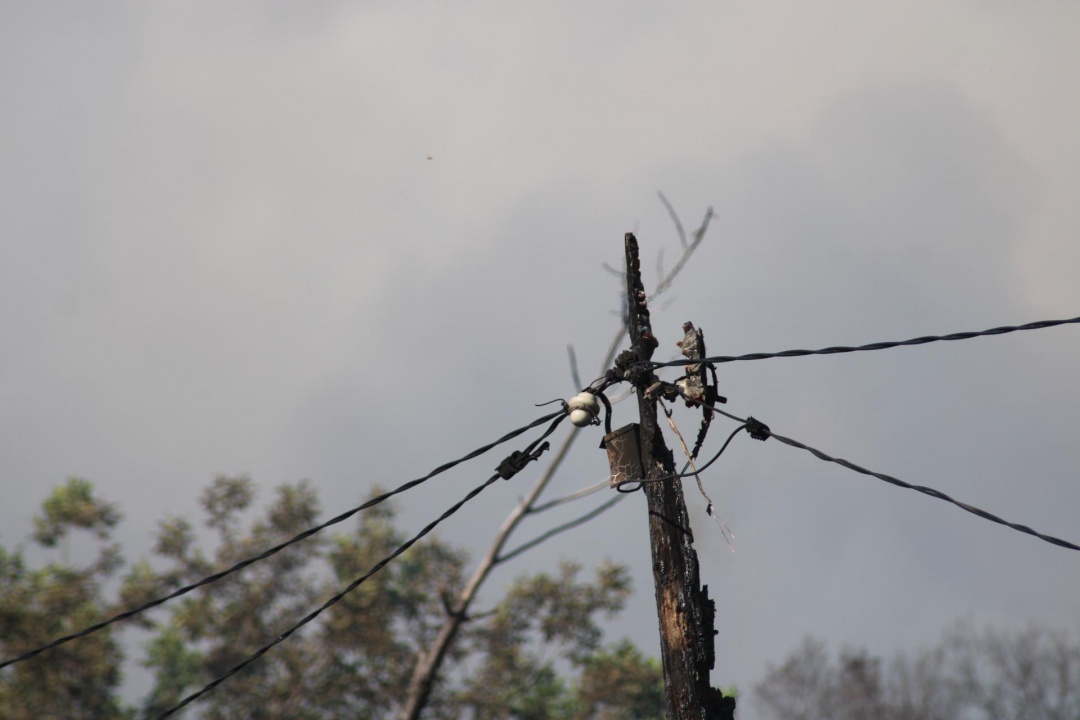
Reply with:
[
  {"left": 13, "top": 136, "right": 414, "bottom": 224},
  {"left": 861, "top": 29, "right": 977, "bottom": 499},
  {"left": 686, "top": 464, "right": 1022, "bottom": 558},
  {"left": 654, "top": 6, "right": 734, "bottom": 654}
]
[{"left": 600, "top": 423, "right": 644, "bottom": 488}]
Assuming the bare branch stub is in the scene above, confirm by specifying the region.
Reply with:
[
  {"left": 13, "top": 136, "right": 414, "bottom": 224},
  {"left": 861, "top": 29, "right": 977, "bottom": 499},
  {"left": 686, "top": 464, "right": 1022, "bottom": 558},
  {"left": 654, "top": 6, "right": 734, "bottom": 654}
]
[
  {"left": 651, "top": 206, "right": 714, "bottom": 301},
  {"left": 601, "top": 261, "right": 626, "bottom": 279},
  {"left": 567, "top": 344, "right": 582, "bottom": 390},
  {"left": 657, "top": 191, "right": 688, "bottom": 249}
]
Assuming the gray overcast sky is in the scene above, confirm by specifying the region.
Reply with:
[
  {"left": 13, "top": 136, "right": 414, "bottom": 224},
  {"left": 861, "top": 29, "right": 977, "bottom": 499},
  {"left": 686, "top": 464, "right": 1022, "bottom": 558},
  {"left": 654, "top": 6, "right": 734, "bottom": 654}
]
[{"left": 2, "top": 2, "right": 1079, "bottom": 717}]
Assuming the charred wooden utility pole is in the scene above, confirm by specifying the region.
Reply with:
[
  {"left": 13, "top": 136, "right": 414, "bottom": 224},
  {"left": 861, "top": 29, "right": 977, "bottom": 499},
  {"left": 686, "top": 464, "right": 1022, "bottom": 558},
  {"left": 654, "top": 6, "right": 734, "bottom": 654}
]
[{"left": 621, "top": 233, "right": 734, "bottom": 720}]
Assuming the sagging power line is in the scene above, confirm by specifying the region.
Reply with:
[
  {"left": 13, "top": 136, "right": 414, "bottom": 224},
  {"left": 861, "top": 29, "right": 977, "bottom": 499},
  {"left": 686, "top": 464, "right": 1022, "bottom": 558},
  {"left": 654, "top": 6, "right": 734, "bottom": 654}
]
[
  {"left": 0, "top": 410, "right": 566, "bottom": 671},
  {"left": 152, "top": 414, "right": 566, "bottom": 719},
  {"left": 684, "top": 400, "right": 1080, "bottom": 553}
]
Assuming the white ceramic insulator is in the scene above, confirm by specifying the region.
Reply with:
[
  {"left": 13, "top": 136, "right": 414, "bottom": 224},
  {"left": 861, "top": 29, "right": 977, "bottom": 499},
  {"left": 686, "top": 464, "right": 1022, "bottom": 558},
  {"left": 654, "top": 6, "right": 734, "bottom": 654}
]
[
  {"left": 569, "top": 408, "right": 594, "bottom": 427},
  {"left": 567, "top": 392, "right": 601, "bottom": 427}
]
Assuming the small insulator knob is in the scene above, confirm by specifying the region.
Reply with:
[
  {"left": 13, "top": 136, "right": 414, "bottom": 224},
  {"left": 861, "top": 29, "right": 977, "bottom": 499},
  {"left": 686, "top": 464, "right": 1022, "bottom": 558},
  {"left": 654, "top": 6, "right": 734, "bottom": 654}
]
[
  {"left": 567, "top": 392, "right": 601, "bottom": 427},
  {"left": 569, "top": 408, "right": 593, "bottom": 426}
]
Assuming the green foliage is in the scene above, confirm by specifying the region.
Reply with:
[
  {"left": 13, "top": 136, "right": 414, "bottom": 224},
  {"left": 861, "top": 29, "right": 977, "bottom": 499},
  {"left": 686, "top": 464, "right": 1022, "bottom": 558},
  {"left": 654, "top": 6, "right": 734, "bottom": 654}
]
[
  {"left": 32, "top": 477, "right": 121, "bottom": 547},
  {"left": 2, "top": 477, "right": 665, "bottom": 719},
  {"left": 568, "top": 641, "right": 666, "bottom": 720},
  {"left": 456, "top": 561, "right": 636, "bottom": 719},
  {"left": 0, "top": 478, "right": 129, "bottom": 720}
]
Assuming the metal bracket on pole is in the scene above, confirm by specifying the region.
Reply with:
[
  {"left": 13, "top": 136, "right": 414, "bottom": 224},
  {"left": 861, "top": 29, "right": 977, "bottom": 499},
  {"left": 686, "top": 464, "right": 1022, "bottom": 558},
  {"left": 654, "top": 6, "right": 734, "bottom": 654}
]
[{"left": 600, "top": 423, "right": 643, "bottom": 489}]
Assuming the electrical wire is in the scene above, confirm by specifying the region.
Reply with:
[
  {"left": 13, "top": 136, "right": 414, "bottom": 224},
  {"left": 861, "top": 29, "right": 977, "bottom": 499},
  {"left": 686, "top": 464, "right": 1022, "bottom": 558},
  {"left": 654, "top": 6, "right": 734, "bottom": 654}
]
[
  {"left": 614, "top": 423, "right": 748, "bottom": 492},
  {"left": 639, "top": 315, "right": 1080, "bottom": 369},
  {"left": 672, "top": 424, "right": 747, "bottom": 478},
  {"left": 153, "top": 415, "right": 567, "bottom": 718},
  {"left": 765, "top": 429, "right": 1080, "bottom": 553},
  {"left": 527, "top": 479, "right": 610, "bottom": 514},
  {"left": 709, "top": 404, "right": 749, "bottom": 425},
  {"left": 496, "top": 495, "right": 624, "bottom": 565},
  {"left": 154, "top": 470, "right": 510, "bottom": 719},
  {"left": 690, "top": 399, "right": 1080, "bottom": 552},
  {"left": 0, "top": 409, "right": 566, "bottom": 670}
]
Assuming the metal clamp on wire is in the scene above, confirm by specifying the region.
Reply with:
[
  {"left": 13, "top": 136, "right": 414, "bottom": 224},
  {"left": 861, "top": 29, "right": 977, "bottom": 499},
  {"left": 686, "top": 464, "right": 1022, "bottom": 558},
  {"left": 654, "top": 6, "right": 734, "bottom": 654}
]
[
  {"left": 745, "top": 416, "right": 771, "bottom": 441},
  {"left": 496, "top": 441, "right": 551, "bottom": 480}
]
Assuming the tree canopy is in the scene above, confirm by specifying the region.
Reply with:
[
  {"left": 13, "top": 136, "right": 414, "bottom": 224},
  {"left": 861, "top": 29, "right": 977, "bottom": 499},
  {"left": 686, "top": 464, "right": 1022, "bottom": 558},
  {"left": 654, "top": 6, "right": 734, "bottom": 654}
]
[
  {"left": 0, "top": 477, "right": 663, "bottom": 719},
  {"left": 755, "top": 623, "right": 1080, "bottom": 720},
  {"left": 6, "top": 477, "right": 1077, "bottom": 720}
]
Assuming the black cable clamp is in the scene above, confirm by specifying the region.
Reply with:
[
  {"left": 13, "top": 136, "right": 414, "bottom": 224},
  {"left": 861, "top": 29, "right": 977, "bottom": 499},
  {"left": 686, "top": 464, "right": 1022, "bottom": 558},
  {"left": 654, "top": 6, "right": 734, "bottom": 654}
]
[
  {"left": 496, "top": 441, "right": 551, "bottom": 480},
  {"left": 745, "top": 416, "right": 771, "bottom": 441}
]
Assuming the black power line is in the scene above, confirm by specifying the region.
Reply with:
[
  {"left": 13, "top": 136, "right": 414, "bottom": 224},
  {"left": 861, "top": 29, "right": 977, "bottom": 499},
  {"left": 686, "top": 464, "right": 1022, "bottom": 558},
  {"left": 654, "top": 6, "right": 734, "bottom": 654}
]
[
  {"left": 154, "top": 416, "right": 565, "bottom": 719},
  {"left": 497, "top": 495, "right": 624, "bottom": 565},
  {"left": 156, "top": 473, "right": 503, "bottom": 718},
  {"left": 614, "top": 423, "right": 748, "bottom": 493},
  {"left": 696, "top": 402, "right": 1080, "bottom": 553},
  {"left": 0, "top": 410, "right": 566, "bottom": 671},
  {"left": 640, "top": 315, "right": 1080, "bottom": 369},
  {"left": 766, "top": 428, "right": 1080, "bottom": 553}
]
